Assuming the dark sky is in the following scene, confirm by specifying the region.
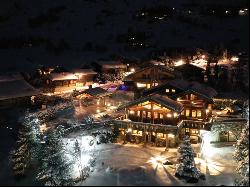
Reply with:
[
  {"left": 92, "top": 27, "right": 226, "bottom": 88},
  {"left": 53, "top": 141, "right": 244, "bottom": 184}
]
[{"left": 0, "top": 0, "right": 249, "bottom": 72}]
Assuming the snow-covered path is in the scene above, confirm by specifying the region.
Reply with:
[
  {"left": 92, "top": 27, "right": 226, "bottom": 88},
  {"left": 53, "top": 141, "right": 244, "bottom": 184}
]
[{"left": 77, "top": 143, "right": 236, "bottom": 186}]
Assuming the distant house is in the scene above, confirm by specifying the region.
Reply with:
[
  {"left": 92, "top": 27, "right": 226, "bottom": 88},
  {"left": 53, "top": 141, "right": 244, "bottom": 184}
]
[
  {"left": 0, "top": 74, "right": 40, "bottom": 106},
  {"left": 174, "top": 63, "right": 205, "bottom": 83},
  {"left": 49, "top": 72, "right": 78, "bottom": 87},
  {"left": 75, "top": 87, "right": 112, "bottom": 106},
  {"left": 93, "top": 60, "right": 127, "bottom": 75},
  {"left": 123, "top": 65, "right": 182, "bottom": 91},
  {"left": 73, "top": 69, "right": 97, "bottom": 87}
]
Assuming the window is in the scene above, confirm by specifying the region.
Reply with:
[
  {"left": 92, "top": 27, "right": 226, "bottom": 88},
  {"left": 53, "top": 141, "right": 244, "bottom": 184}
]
[
  {"left": 147, "top": 84, "right": 151, "bottom": 89},
  {"left": 154, "top": 112, "right": 158, "bottom": 119},
  {"left": 172, "top": 89, "right": 176, "bottom": 93},
  {"left": 166, "top": 89, "right": 170, "bottom": 93},
  {"left": 147, "top": 112, "right": 151, "bottom": 118},
  {"left": 160, "top": 114, "right": 164, "bottom": 119},
  {"left": 197, "top": 110, "right": 202, "bottom": 117},
  {"left": 192, "top": 110, "right": 197, "bottom": 117},
  {"left": 186, "top": 128, "right": 190, "bottom": 132},
  {"left": 186, "top": 109, "right": 190, "bottom": 117},
  {"left": 137, "top": 111, "right": 140, "bottom": 117},
  {"left": 142, "top": 111, "right": 146, "bottom": 118}
]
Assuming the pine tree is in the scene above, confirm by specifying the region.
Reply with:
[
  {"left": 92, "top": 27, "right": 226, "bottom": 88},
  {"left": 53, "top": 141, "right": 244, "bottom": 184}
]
[
  {"left": 234, "top": 105, "right": 249, "bottom": 186},
  {"left": 37, "top": 130, "right": 73, "bottom": 186},
  {"left": 175, "top": 135, "right": 204, "bottom": 183},
  {"left": 10, "top": 120, "right": 35, "bottom": 176}
]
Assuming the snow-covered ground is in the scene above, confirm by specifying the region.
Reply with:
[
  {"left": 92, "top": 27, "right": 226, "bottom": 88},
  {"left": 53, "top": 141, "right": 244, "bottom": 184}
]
[{"left": 76, "top": 143, "right": 236, "bottom": 186}]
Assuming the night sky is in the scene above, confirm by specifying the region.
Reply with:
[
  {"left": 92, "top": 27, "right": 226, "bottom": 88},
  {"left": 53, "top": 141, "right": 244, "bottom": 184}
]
[{"left": 0, "top": 0, "right": 249, "bottom": 72}]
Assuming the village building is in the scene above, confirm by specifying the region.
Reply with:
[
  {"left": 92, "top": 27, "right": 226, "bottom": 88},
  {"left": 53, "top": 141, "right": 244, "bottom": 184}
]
[
  {"left": 72, "top": 68, "right": 97, "bottom": 87},
  {"left": 75, "top": 87, "right": 112, "bottom": 107},
  {"left": 0, "top": 74, "right": 40, "bottom": 107},
  {"left": 174, "top": 63, "right": 205, "bottom": 83},
  {"left": 123, "top": 65, "right": 182, "bottom": 92},
  {"left": 93, "top": 60, "right": 127, "bottom": 75}
]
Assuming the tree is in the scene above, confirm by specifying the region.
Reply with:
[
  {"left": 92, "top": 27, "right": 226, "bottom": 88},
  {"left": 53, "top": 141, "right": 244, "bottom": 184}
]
[
  {"left": 233, "top": 105, "right": 249, "bottom": 186},
  {"left": 175, "top": 135, "right": 204, "bottom": 183},
  {"left": 37, "top": 130, "right": 73, "bottom": 186},
  {"left": 10, "top": 118, "right": 38, "bottom": 175}
]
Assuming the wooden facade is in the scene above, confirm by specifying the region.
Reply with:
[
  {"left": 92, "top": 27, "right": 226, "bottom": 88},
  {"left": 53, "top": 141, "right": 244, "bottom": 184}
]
[{"left": 123, "top": 65, "right": 181, "bottom": 91}]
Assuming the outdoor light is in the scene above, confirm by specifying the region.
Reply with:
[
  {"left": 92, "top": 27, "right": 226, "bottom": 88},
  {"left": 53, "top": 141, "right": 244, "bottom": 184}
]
[
  {"left": 201, "top": 55, "right": 206, "bottom": 59},
  {"left": 127, "top": 128, "right": 132, "bottom": 133},
  {"left": 130, "top": 68, "right": 135, "bottom": 72},
  {"left": 129, "top": 110, "right": 135, "bottom": 114},
  {"left": 96, "top": 109, "right": 100, "bottom": 113},
  {"left": 173, "top": 113, "right": 178, "bottom": 118},
  {"left": 206, "top": 109, "right": 210, "bottom": 114}
]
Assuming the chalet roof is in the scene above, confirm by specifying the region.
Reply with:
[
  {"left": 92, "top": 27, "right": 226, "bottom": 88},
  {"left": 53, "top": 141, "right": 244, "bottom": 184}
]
[
  {"left": 0, "top": 74, "right": 40, "bottom": 100},
  {"left": 143, "top": 79, "right": 217, "bottom": 100},
  {"left": 97, "top": 61, "right": 127, "bottom": 69},
  {"left": 80, "top": 87, "right": 112, "bottom": 97},
  {"left": 171, "top": 81, "right": 217, "bottom": 101},
  {"left": 118, "top": 94, "right": 183, "bottom": 113},
  {"left": 123, "top": 65, "right": 182, "bottom": 81},
  {"left": 143, "top": 79, "right": 190, "bottom": 95},
  {"left": 73, "top": 69, "right": 97, "bottom": 75},
  {"left": 174, "top": 63, "right": 204, "bottom": 73},
  {"left": 50, "top": 72, "right": 78, "bottom": 81}
]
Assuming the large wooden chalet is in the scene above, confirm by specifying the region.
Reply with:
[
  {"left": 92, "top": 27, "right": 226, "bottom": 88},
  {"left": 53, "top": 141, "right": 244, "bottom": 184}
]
[
  {"left": 116, "top": 80, "right": 217, "bottom": 144},
  {"left": 123, "top": 65, "right": 182, "bottom": 91},
  {"left": 143, "top": 79, "right": 217, "bottom": 122}
]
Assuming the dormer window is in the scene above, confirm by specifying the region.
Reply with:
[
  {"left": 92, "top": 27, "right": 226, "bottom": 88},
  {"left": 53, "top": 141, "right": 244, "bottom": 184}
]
[{"left": 166, "top": 89, "right": 170, "bottom": 93}]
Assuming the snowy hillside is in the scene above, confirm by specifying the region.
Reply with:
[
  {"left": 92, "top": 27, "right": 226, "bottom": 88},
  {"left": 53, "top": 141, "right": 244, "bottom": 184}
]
[{"left": 0, "top": 0, "right": 248, "bottom": 72}]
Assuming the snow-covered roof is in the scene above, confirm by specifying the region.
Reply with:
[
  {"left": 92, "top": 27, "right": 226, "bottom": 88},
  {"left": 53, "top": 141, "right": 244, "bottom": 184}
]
[
  {"left": 50, "top": 72, "right": 78, "bottom": 81},
  {"left": 0, "top": 74, "right": 40, "bottom": 100},
  {"left": 118, "top": 94, "right": 183, "bottom": 113},
  {"left": 73, "top": 69, "right": 97, "bottom": 75},
  {"left": 97, "top": 61, "right": 127, "bottom": 69}
]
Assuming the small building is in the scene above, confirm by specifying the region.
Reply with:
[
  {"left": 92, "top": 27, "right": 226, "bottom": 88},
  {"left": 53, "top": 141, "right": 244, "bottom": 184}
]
[
  {"left": 94, "top": 60, "right": 127, "bottom": 75},
  {"left": 49, "top": 72, "right": 78, "bottom": 87},
  {"left": 72, "top": 69, "right": 97, "bottom": 87},
  {"left": 0, "top": 74, "right": 40, "bottom": 107},
  {"left": 75, "top": 87, "right": 112, "bottom": 106},
  {"left": 123, "top": 65, "right": 182, "bottom": 91},
  {"left": 174, "top": 63, "right": 205, "bottom": 83}
]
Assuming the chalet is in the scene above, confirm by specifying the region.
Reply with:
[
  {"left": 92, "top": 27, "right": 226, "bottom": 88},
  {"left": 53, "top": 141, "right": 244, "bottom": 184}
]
[
  {"left": 75, "top": 87, "right": 112, "bottom": 106},
  {"left": 93, "top": 60, "right": 127, "bottom": 75},
  {"left": 49, "top": 72, "right": 78, "bottom": 87},
  {"left": 72, "top": 69, "right": 97, "bottom": 87},
  {"left": 123, "top": 65, "right": 182, "bottom": 91},
  {"left": 174, "top": 63, "right": 205, "bottom": 83},
  {"left": 117, "top": 94, "right": 184, "bottom": 125},
  {"left": 143, "top": 79, "right": 217, "bottom": 122},
  {"left": 0, "top": 74, "right": 40, "bottom": 107}
]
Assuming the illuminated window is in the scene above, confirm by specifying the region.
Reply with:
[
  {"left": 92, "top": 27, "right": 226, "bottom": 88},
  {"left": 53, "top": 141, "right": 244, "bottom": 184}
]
[
  {"left": 142, "top": 111, "right": 146, "bottom": 118},
  {"left": 147, "top": 84, "right": 151, "bottom": 89},
  {"left": 160, "top": 114, "right": 164, "bottom": 119},
  {"left": 192, "top": 110, "right": 197, "bottom": 117},
  {"left": 147, "top": 112, "right": 151, "bottom": 118},
  {"left": 186, "top": 109, "right": 190, "bottom": 117},
  {"left": 129, "top": 110, "right": 135, "bottom": 114},
  {"left": 137, "top": 83, "right": 146, "bottom": 88},
  {"left": 171, "top": 89, "right": 176, "bottom": 93},
  {"left": 166, "top": 89, "right": 170, "bottom": 93},
  {"left": 186, "top": 128, "right": 189, "bottom": 132},
  {"left": 137, "top": 111, "right": 140, "bottom": 117},
  {"left": 154, "top": 112, "right": 158, "bottom": 119},
  {"left": 197, "top": 110, "right": 202, "bottom": 117},
  {"left": 167, "top": 113, "right": 172, "bottom": 118}
]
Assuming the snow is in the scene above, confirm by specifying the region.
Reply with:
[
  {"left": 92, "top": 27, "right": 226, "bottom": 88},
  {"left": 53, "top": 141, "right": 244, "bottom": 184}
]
[
  {"left": 76, "top": 143, "right": 237, "bottom": 186},
  {"left": 50, "top": 72, "right": 78, "bottom": 81}
]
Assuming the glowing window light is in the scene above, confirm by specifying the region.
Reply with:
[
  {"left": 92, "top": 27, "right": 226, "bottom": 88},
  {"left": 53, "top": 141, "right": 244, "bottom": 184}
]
[
  {"left": 166, "top": 113, "right": 172, "bottom": 118},
  {"left": 173, "top": 113, "right": 178, "bottom": 118},
  {"left": 174, "top": 59, "right": 184, "bottom": 66},
  {"left": 129, "top": 110, "right": 135, "bottom": 114},
  {"left": 130, "top": 68, "right": 135, "bottom": 72},
  {"left": 137, "top": 83, "right": 146, "bottom": 88},
  {"left": 168, "top": 133, "right": 175, "bottom": 138},
  {"left": 231, "top": 56, "right": 239, "bottom": 62}
]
